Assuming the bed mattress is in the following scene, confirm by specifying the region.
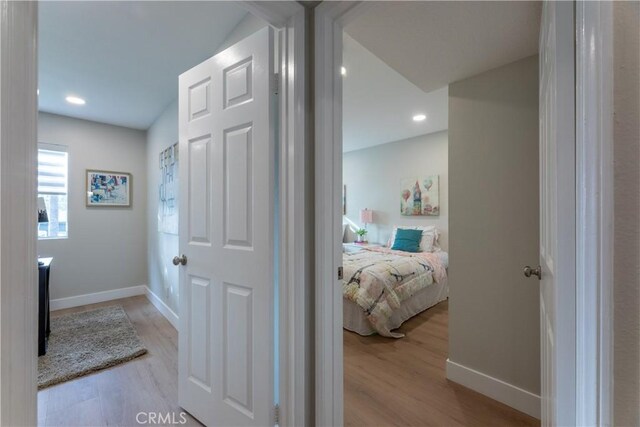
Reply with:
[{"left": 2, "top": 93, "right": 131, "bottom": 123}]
[
  {"left": 342, "top": 247, "right": 448, "bottom": 337},
  {"left": 343, "top": 279, "right": 448, "bottom": 336}
]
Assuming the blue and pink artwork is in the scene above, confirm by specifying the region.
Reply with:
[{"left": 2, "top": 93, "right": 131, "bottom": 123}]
[
  {"left": 400, "top": 175, "right": 439, "bottom": 216},
  {"left": 158, "top": 142, "right": 179, "bottom": 234},
  {"left": 86, "top": 170, "right": 131, "bottom": 207}
]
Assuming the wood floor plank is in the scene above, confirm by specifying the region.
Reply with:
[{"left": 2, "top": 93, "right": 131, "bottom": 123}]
[
  {"left": 344, "top": 300, "right": 540, "bottom": 427},
  {"left": 42, "top": 295, "right": 538, "bottom": 426},
  {"left": 40, "top": 296, "right": 201, "bottom": 427},
  {"left": 44, "top": 397, "right": 106, "bottom": 427},
  {"left": 37, "top": 388, "right": 49, "bottom": 425}
]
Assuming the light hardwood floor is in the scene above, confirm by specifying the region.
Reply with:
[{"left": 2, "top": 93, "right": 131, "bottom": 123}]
[
  {"left": 41, "top": 296, "right": 538, "bottom": 427},
  {"left": 344, "top": 300, "right": 540, "bottom": 427},
  {"left": 38, "top": 296, "right": 202, "bottom": 427}
]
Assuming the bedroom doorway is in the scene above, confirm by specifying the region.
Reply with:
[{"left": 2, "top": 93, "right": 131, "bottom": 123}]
[
  {"left": 316, "top": 1, "right": 613, "bottom": 426},
  {"left": 35, "top": 4, "right": 282, "bottom": 427},
  {"left": 340, "top": 2, "right": 540, "bottom": 425},
  {"left": 0, "top": 2, "right": 307, "bottom": 426}
]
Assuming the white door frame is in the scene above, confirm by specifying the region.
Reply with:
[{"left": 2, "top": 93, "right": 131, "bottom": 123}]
[
  {"left": 0, "top": 2, "right": 310, "bottom": 427},
  {"left": 0, "top": 1, "right": 39, "bottom": 426},
  {"left": 574, "top": 2, "right": 614, "bottom": 425},
  {"left": 239, "top": 4, "right": 310, "bottom": 426},
  {"left": 313, "top": 1, "right": 614, "bottom": 426}
]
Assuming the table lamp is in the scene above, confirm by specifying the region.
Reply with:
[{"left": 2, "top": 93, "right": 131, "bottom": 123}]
[
  {"left": 38, "top": 197, "right": 48, "bottom": 265},
  {"left": 360, "top": 208, "right": 373, "bottom": 230},
  {"left": 38, "top": 197, "right": 49, "bottom": 224}
]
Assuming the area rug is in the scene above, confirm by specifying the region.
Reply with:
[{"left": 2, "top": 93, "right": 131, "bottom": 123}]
[{"left": 38, "top": 305, "right": 147, "bottom": 389}]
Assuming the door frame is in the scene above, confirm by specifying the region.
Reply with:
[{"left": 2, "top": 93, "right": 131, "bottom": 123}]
[
  {"left": 0, "top": 2, "right": 39, "bottom": 425},
  {"left": 0, "top": 1, "right": 309, "bottom": 426},
  {"left": 574, "top": 2, "right": 614, "bottom": 425},
  {"left": 313, "top": 1, "right": 614, "bottom": 426}
]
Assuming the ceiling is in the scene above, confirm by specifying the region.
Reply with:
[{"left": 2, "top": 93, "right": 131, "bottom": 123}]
[
  {"left": 39, "top": 1, "right": 541, "bottom": 138},
  {"left": 345, "top": 1, "right": 541, "bottom": 95},
  {"left": 342, "top": 1, "right": 540, "bottom": 152},
  {"left": 342, "top": 34, "right": 448, "bottom": 153},
  {"left": 38, "top": 1, "right": 248, "bottom": 130}
]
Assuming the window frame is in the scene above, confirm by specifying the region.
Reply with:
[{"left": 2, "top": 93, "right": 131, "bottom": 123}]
[{"left": 37, "top": 142, "right": 69, "bottom": 240}]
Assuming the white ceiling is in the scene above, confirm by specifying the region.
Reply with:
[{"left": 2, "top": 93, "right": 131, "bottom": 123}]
[
  {"left": 345, "top": 1, "right": 541, "bottom": 95},
  {"left": 342, "top": 1, "right": 540, "bottom": 153},
  {"left": 342, "top": 34, "right": 448, "bottom": 153},
  {"left": 38, "top": 1, "right": 248, "bottom": 130}
]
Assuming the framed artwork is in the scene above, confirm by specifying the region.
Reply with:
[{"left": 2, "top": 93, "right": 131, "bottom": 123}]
[
  {"left": 158, "top": 142, "right": 179, "bottom": 234},
  {"left": 86, "top": 170, "right": 132, "bottom": 207},
  {"left": 400, "top": 175, "right": 439, "bottom": 216},
  {"left": 342, "top": 184, "right": 347, "bottom": 215}
]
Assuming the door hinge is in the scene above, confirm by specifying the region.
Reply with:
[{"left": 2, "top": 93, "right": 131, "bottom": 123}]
[
  {"left": 274, "top": 73, "right": 280, "bottom": 95},
  {"left": 274, "top": 403, "right": 280, "bottom": 425},
  {"left": 338, "top": 266, "right": 344, "bottom": 280}
]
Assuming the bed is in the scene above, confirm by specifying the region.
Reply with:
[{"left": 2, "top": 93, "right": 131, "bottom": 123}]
[{"left": 342, "top": 246, "right": 448, "bottom": 338}]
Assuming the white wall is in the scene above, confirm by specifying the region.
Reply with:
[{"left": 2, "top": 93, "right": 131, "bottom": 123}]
[
  {"left": 38, "top": 113, "right": 147, "bottom": 300},
  {"left": 613, "top": 1, "right": 640, "bottom": 425},
  {"left": 213, "top": 12, "right": 267, "bottom": 53},
  {"left": 146, "top": 13, "right": 268, "bottom": 315},
  {"left": 36, "top": 13, "right": 268, "bottom": 313},
  {"left": 147, "top": 100, "right": 180, "bottom": 313},
  {"left": 448, "top": 55, "right": 540, "bottom": 396},
  {"left": 343, "top": 131, "right": 448, "bottom": 249}
]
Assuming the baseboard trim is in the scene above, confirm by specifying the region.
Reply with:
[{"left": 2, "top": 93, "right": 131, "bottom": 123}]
[
  {"left": 50, "top": 285, "right": 146, "bottom": 311},
  {"left": 446, "top": 359, "right": 540, "bottom": 419},
  {"left": 144, "top": 286, "right": 179, "bottom": 330}
]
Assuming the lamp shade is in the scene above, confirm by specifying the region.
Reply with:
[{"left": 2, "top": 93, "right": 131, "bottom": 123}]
[
  {"left": 360, "top": 208, "right": 373, "bottom": 224},
  {"left": 37, "top": 197, "right": 49, "bottom": 223}
]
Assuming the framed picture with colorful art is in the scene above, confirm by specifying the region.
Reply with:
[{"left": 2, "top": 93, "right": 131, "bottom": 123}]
[
  {"left": 343, "top": 184, "right": 347, "bottom": 215},
  {"left": 400, "top": 175, "right": 439, "bottom": 216},
  {"left": 86, "top": 170, "right": 132, "bottom": 207}
]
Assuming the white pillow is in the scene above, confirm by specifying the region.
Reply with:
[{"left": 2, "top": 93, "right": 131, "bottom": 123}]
[
  {"left": 388, "top": 225, "right": 438, "bottom": 252},
  {"left": 431, "top": 229, "right": 442, "bottom": 252},
  {"left": 342, "top": 224, "right": 348, "bottom": 243}
]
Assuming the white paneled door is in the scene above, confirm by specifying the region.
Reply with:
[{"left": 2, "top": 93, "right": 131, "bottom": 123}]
[
  {"left": 177, "top": 27, "right": 275, "bottom": 427},
  {"left": 539, "top": 2, "right": 576, "bottom": 426}
]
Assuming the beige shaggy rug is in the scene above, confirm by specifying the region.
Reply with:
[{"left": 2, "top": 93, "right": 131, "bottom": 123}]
[{"left": 38, "top": 305, "right": 147, "bottom": 389}]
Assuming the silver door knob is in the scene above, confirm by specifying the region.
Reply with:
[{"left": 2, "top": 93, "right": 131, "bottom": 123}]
[
  {"left": 523, "top": 265, "right": 541, "bottom": 280},
  {"left": 172, "top": 255, "right": 187, "bottom": 266}
]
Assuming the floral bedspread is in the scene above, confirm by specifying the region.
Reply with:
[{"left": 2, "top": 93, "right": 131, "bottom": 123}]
[{"left": 342, "top": 247, "right": 447, "bottom": 338}]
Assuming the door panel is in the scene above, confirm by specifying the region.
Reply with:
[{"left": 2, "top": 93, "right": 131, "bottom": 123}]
[
  {"left": 188, "top": 136, "right": 212, "bottom": 244},
  {"left": 178, "top": 27, "right": 275, "bottom": 427},
  {"left": 223, "top": 283, "right": 253, "bottom": 415},
  {"left": 223, "top": 124, "right": 253, "bottom": 248},
  {"left": 188, "top": 276, "right": 211, "bottom": 390},
  {"left": 223, "top": 58, "right": 253, "bottom": 108},
  {"left": 539, "top": 2, "right": 576, "bottom": 426}
]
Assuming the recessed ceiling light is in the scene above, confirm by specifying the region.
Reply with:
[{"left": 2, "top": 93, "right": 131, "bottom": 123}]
[
  {"left": 413, "top": 114, "right": 426, "bottom": 122},
  {"left": 66, "top": 96, "right": 86, "bottom": 105},
  {"left": 341, "top": 66, "right": 347, "bottom": 76}
]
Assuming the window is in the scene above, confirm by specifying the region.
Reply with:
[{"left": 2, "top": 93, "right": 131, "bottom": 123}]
[{"left": 38, "top": 144, "right": 68, "bottom": 239}]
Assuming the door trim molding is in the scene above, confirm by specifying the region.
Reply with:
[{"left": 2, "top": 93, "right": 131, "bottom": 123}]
[
  {"left": 241, "top": 2, "right": 309, "bottom": 427},
  {"left": 0, "top": 1, "right": 38, "bottom": 425},
  {"left": 575, "top": 1, "right": 614, "bottom": 425},
  {"left": 314, "top": 3, "right": 369, "bottom": 425},
  {"left": 313, "top": 1, "right": 614, "bottom": 425}
]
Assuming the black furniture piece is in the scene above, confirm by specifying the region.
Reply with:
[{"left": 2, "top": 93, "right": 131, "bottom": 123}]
[{"left": 38, "top": 257, "right": 52, "bottom": 356}]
